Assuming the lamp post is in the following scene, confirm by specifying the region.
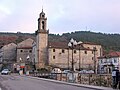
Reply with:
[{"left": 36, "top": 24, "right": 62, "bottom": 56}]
[
  {"left": 93, "top": 47, "right": 97, "bottom": 74},
  {"left": 33, "top": 58, "right": 36, "bottom": 71},
  {"left": 26, "top": 55, "right": 30, "bottom": 72},
  {"left": 77, "top": 41, "right": 83, "bottom": 71},
  {"left": 67, "top": 48, "right": 70, "bottom": 70},
  {"left": 68, "top": 38, "right": 77, "bottom": 71}
]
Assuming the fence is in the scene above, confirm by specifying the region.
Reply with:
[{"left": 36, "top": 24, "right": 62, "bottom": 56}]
[
  {"left": 30, "top": 72, "right": 112, "bottom": 87},
  {"left": 78, "top": 74, "right": 112, "bottom": 87}
]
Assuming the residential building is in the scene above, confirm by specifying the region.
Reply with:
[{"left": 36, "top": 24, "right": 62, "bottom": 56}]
[
  {"left": 17, "top": 38, "right": 34, "bottom": 73},
  {"left": 0, "top": 43, "right": 17, "bottom": 70},
  {"left": 98, "top": 51, "right": 120, "bottom": 74}
]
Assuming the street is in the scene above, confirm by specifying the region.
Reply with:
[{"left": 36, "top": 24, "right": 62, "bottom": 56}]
[{"left": 0, "top": 74, "right": 96, "bottom": 90}]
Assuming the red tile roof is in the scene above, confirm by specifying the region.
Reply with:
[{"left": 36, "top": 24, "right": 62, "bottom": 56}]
[
  {"left": 98, "top": 51, "right": 120, "bottom": 59},
  {"left": 108, "top": 51, "right": 120, "bottom": 57}
]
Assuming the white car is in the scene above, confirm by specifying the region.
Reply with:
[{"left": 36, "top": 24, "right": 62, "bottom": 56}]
[
  {"left": 79, "top": 70, "right": 94, "bottom": 74},
  {"left": 51, "top": 68, "right": 62, "bottom": 73},
  {"left": 87, "top": 70, "right": 94, "bottom": 74},
  {"left": 1, "top": 69, "right": 11, "bottom": 75}
]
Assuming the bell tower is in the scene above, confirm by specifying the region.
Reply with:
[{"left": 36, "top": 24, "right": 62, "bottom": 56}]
[{"left": 36, "top": 9, "right": 49, "bottom": 68}]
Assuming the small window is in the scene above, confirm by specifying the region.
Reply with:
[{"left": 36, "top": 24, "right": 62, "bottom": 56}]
[
  {"left": 85, "top": 51, "right": 87, "bottom": 54},
  {"left": 114, "top": 59, "right": 117, "bottom": 63},
  {"left": 29, "top": 50, "right": 32, "bottom": 53},
  {"left": 62, "top": 49, "right": 65, "bottom": 53},
  {"left": 42, "top": 15, "right": 44, "bottom": 18},
  {"left": 20, "top": 50, "right": 23, "bottom": 52},
  {"left": 53, "top": 56, "right": 55, "bottom": 59},
  {"left": 53, "top": 49, "right": 55, "bottom": 52},
  {"left": 42, "top": 21, "right": 44, "bottom": 29},
  {"left": 74, "top": 50, "right": 76, "bottom": 54},
  {"left": 92, "top": 57, "right": 94, "bottom": 60}
]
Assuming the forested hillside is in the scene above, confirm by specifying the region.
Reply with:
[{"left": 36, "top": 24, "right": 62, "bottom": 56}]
[
  {"left": 0, "top": 31, "right": 120, "bottom": 52},
  {"left": 62, "top": 31, "right": 120, "bottom": 52},
  {"left": 49, "top": 31, "right": 120, "bottom": 52}
]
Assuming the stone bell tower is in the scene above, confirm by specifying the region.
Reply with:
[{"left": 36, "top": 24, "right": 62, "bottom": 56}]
[{"left": 35, "top": 9, "right": 49, "bottom": 68}]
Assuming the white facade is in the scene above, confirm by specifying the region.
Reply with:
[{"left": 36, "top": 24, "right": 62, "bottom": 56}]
[{"left": 98, "top": 53, "right": 120, "bottom": 74}]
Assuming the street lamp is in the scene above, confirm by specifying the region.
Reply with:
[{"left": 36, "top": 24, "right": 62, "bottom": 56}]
[
  {"left": 26, "top": 55, "right": 30, "bottom": 72},
  {"left": 93, "top": 47, "right": 97, "bottom": 73},
  {"left": 68, "top": 38, "right": 77, "bottom": 71},
  {"left": 27, "top": 55, "right": 30, "bottom": 60},
  {"left": 67, "top": 48, "right": 70, "bottom": 70},
  {"left": 77, "top": 41, "right": 83, "bottom": 71},
  {"left": 33, "top": 58, "right": 36, "bottom": 71}
]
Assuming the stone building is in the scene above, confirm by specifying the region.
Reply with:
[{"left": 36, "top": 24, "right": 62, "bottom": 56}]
[
  {"left": 0, "top": 43, "right": 17, "bottom": 70},
  {"left": 48, "top": 42, "right": 102, "bottom": 71},
  {"left": 17, "top": 38, "right": 34, "bottom": 72},
  {"left": 35, "top": 10, "right": 103, "bottom": 71}
]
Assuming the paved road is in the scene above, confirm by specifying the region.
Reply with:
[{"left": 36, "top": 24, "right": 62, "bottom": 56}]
[{"left": 0, "top": 74, "right": 98, "bottom": 90}]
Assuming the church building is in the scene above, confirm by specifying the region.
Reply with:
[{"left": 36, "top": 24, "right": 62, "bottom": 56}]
[{"left": 35, "top": 9, "right": 103, "bottom": 71}]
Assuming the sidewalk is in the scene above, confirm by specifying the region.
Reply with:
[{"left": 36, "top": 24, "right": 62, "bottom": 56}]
[{"left": 22, "top": 75, "right": 113, "bottom": 90}]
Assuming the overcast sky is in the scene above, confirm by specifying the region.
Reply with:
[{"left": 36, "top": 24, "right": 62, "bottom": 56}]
[{"left": 0, "top": 0, "right": 120, "bottom": 34}]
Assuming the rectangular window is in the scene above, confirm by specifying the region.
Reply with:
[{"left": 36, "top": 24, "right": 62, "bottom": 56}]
[
  {"left": 29, "top": 50, "right": 32, "bottom": 53},
  {"left": 92, "top": 57, "right": 94, "bottom": 60},
  {"left": 20, "top": 50, "right": 23, "bottom": 52},
  {"left": 74, "top": 50, "right": 76, "bottom": 54},
  {"left": 62, "top": 49, "right": 65, "bottom": 53},
  {"left": 53, "top": 49, "right": 55, "bottom": 52},
  {"left": 53, "top": 56, "right": 55, "bottom": 59},
  {"left": 85, "top": 51, "right": 87, "bottom": 54},
  {"left": 114, "top": 59, "right": 117, "bottom": 63}
]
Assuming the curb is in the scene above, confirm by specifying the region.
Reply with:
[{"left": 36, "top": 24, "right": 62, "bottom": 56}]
[{"left": 20, "top": 75, "right": 113, "bottom": 90}]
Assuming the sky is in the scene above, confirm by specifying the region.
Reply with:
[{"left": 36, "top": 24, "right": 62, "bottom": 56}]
[{"left": 0, "top": 0, "right": 120, "bottom": 34}]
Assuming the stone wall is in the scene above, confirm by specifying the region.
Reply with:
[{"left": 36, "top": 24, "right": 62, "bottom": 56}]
[{"left": 49, "top": 48, "right": 98, "bottom": 70}]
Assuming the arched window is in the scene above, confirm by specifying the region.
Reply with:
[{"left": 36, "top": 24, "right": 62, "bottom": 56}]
[
  {"left": 42, "top": 21, "right": 44, "bottom": 29},
  {"left": 42, "top": 15, "right": 44, "bottom": 18}
]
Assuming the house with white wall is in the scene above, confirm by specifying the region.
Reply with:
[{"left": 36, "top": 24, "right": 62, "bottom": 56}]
[{"left": 98, "top": 51, "right": 120, "bottom": 74}]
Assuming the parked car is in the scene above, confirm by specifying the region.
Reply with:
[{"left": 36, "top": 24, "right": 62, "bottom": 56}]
[
  {"left": 62, "top": 70, "right": 71, "bottom": 73},
  {"left": 51, "top": 68, "right": 62, "bottom": 73},
  {"left": 79, "top": 70, "right": 94, "bottom": 74},
  {"left": 87, "top": 70, "right": 94, "bottom": 74},
  {"left": 79, "top": 70, "right": 88, "bottom": 74},
  {"left": 1, "top": 69, "right": 11, "bottom": 75}
]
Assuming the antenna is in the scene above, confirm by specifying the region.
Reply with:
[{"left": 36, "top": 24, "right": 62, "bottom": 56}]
[{"left": 41, "top": 0, "right": 44, "bottom": 12}]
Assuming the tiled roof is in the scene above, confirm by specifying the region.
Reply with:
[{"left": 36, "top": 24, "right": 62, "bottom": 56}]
[
  {"left": 17, "top": 38, "right": 34, "bottom": 49},
  {"left": 49, "top": 42, "right": 68, "bottom": 49},
  {"left": 49, "top": 42, "right": 93, "bottom": 51},
  {"left": 108, "top": 51, "right": 120, "bottom": 57},
  {"left": 98, "top": 51, "right": 120, "bottom": 59},
  {"left": 17, "top": 47, "right": 32, "bottom": 49},
  {"left": 83, "top": 42, "right": 100, "bottom": 45},
  {"left": 2, "top": 43, "right": 17, "bottom": 50}
]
